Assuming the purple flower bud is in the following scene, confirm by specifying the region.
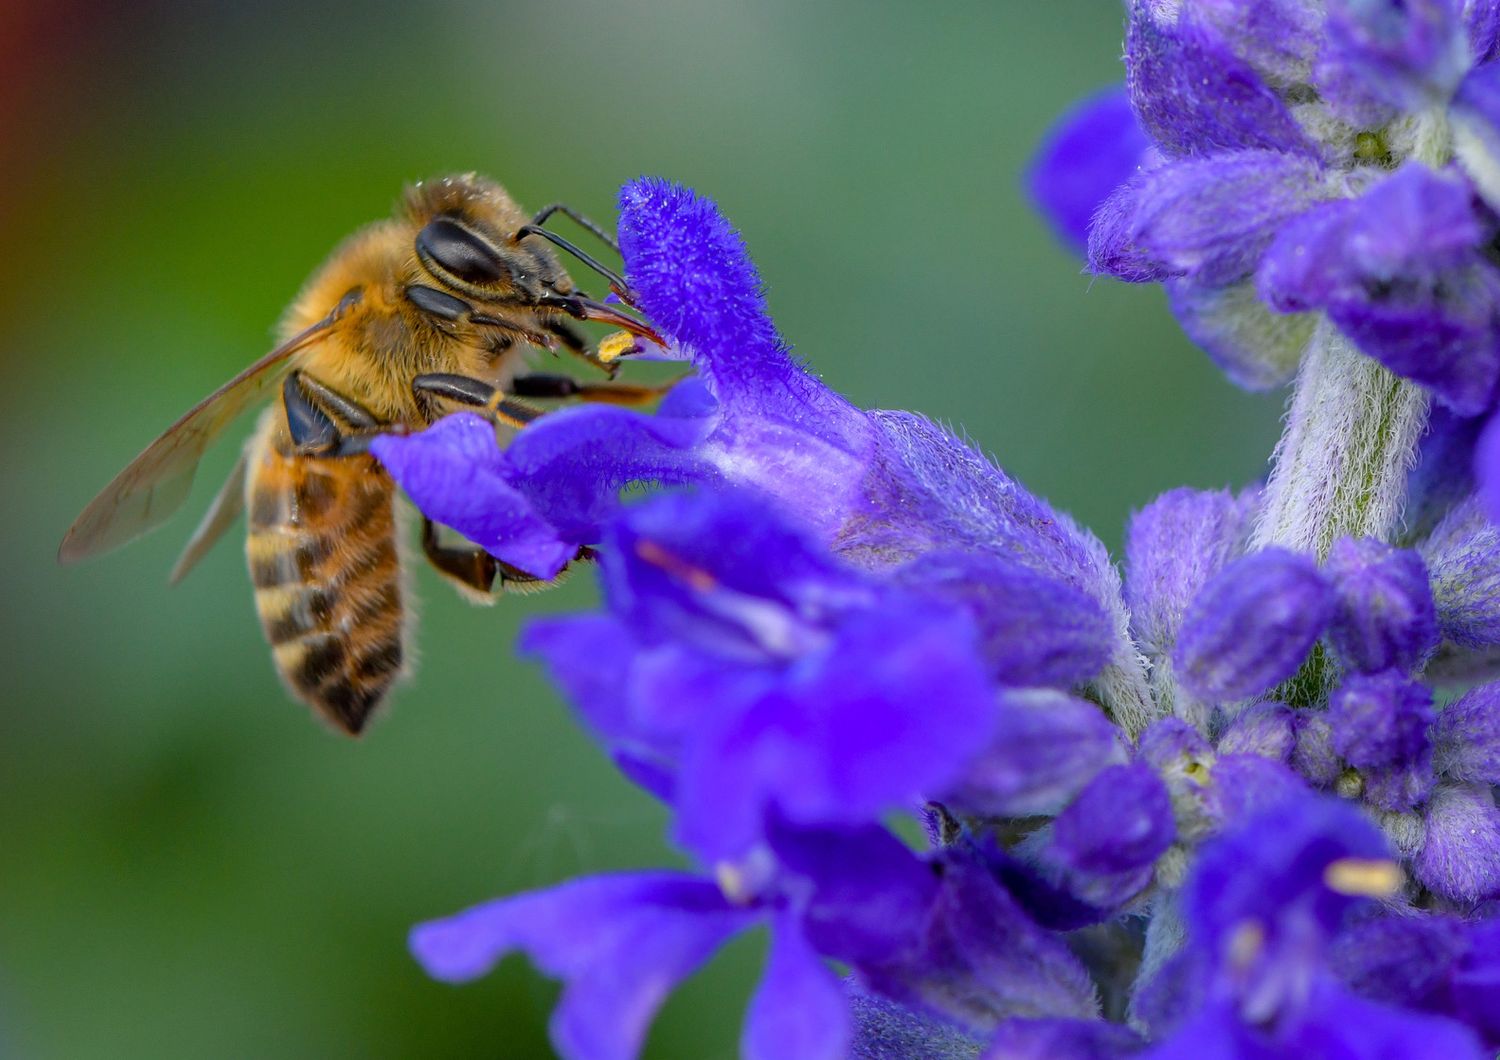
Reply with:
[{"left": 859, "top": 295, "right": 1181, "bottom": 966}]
[
  {"left": 1328, "top": 670, "right": 1436, "bottom": 810},
  {"left": 1164, "top": 278, "right": 1313, "bottom": 390},
  {"left": 1174, "top": 549, "right": 1335, "bottom": 702},
  {"left": 1028, "top": 86, "right": 1154, "bottom": 254},
  {"left": 1433, "top": 681, "right": 1500, "bottom": 783},
  {"left": 1125, "top": 487, "right": 1258, "bottom": 663},
  {"left": 1098, "top": 152, "right": 1329, "bottom": 286},
  {"left": 1218, "top": 701, "right": 1296, "bottom": 762},
  {"left": 1421, "top": 497, "right": 1500, "bottom": 668},
  {"left": 1323, "top": 537, "right": 1439, "bottom": 673},
  {"left": 1043, "top": 764, "right": 1175, "bottom": 909},
  {"left": 1415, "top": 782, "right": 1500, "bottom": 902},
  {"left": 1125, "top": 2, "right": 1317, "bottom": 158},
  {"left": 1292, "top": 709, "right": 1343, "bottom": 786}
]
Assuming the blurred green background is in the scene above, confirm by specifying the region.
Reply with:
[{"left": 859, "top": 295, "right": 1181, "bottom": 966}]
[{"left": 0, "top": 1, "right": 1281, "bottom": 1056}]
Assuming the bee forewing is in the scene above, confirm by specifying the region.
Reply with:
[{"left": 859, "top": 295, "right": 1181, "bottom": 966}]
[{"left": 58, "top": 312, "right": 344, "bottom": 564}]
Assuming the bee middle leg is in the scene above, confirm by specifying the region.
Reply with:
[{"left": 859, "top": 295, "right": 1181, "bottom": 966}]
[{"left": 420, "top": 517, "right": 592, "bottom": 600}]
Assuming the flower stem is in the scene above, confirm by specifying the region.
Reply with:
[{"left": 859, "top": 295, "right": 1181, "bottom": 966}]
[{"left": 1251, "top": 320, "right": 1430, "bottom": 557}]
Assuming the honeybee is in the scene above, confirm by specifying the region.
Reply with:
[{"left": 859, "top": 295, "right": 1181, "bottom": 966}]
[{"left": 58, "top": 174, "right": 665, "bottom": 736}]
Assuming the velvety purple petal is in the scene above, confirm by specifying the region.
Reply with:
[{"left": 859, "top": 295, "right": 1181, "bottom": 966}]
[
  {"left": 1330, "top": 912, "right": 1472, "bottom": 1014},
  {"left": 945, "top": 689, "right": 1126, "bottom": 818},
  {"left": 1451, "top": 919, "right": 1500, "bottom": 1045},
  {"left": 1208, "top": 754, "right": 1310, "bottom": 825},
  {"left": 1125, "top": 2, "right": 1318, "bottom": 158},
  {"left": 1174, "top": 548, "right": 1335, "bottom": 702},
  {"left": 1165, "top": 278, "right": 1313, "bottom": 390},
  {"left": 1125, "top": 486, "right": 1258, "bottom": 664},
  {"left": 1324, "top": 537, "right": 1440, "bottom": 673},
  {"left": 847, "top": 986, "right": 989, "bottom": 1060},
  {"left": 674, "top": 605, "right": 995, "bottom": 862},
  {"left": 982, "top": 1018, "right": 1143, "bottom": 1060},
  {"left": 1415, "top": 782, "right": 1500, "bottom": 902},
  {"left": 1128, "top": 152, "right": 1327, "bottom": 285},
  {"left": 892, "top": 551, "right": 1114, "bottom": 689},
  {"left": 767, "top": 819, "right": 938, "bottom": 965},
  {"left": 1433, "top": 680, "right": 1500, "bottom": 783},
  {"left": 1029, "top": 85, "right": 1154, "bottom": 254},
  {"left": 860, "top": 845, "right": 1101, "bottom": 1031},
  {"left": 410, "top": 873, "right": 753, "bottom": 1060},
  {"left": 498, "top": 401, "right": 715, "bottom": 544},
  {"left": 743, "top": 915, "right": 849, "bottom": 1060},
  {"left": 1318, "top": 0, "right": 1471, "bottom": 117},
  {"left": 1138, "top": 717, "right": 1214, "bottom": 772},
  {"left": 1480, "top": 410, "right": 1500, "bottom": 524},
  {"left": 618, "top": 177, "right": 859, "bottom": 440},
  {"left": 1421, "top": 497, "right": 1500, "bottom": 662},
  {"left": 370, "top": 414, "right": 575, "bottom": 578},
  {"left": 519, "top": 614, "right": 654, "bottom": 749},
  {"left": 1217, "top": 701, "right": 1296, "bottom": 762}
]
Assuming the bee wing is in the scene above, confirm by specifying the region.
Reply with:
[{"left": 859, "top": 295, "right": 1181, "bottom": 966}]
[
  {"left": 58, "top": 306, "right": 349, "bottom": 564},
  {"left": 167, "top": 446, "right": 249, "bottom": 585}
]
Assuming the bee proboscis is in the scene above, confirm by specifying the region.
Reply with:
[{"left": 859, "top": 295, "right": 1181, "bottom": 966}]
[{"left": 59, "top": 174, "right": 666, "bottom": 735}]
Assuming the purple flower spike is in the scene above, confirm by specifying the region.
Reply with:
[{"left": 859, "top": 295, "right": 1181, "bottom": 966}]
[
  {"left": 1415, "top": 783, "right": 1500, "bottom": 902},
  {"left": 1328, "top": 670, "right": 1437, "bottom": 810},
  {"left": 1433, "top": 681, "right": 1500, "bottom": 783},
  {"left": 1173, "top": 548, "right": 1335, "bottom": 702},
  {"left": 1029, "top": 85, "right": 1154, "bottom": 253},
  {"left": 1323, "top": 537, "right": 1440, "bottom": 673}
]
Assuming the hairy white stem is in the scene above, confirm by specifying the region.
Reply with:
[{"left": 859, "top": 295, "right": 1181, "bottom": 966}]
[{"left": 1252, "top": 321, "right": 1430, "bottom": 556}]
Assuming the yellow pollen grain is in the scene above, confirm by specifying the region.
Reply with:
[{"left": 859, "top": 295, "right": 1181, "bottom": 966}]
[
  {"left": 1324, "top": 857, "right": 1403, "bottom": 898},
  {"left": 597, "top": 331, "right": 638, "bottom": 364}
]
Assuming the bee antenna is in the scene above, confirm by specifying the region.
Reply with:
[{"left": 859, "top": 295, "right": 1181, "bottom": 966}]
[{"left": 516, "top": 223, "right": 638, "bottom": 305}]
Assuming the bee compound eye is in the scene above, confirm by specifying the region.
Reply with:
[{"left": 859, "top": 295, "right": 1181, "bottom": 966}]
[{"left": 415, "top": 218, "right": 509, "bottom": 285}]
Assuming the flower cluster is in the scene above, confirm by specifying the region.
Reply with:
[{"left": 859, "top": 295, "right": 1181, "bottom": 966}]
[{"left": 369, "top": 167, "right": 1500, "bottom": 1058}]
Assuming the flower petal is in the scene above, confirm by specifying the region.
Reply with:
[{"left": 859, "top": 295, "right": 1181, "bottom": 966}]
[
  {"left": 1165, "top": 278, "right": 1313, "bottom": 390},
  {"left": 370, "top": 414, "right": 575, "bottom": 578},
  {"left": 1433, "top": 680, "right": 1500, "bottom": 783},
  {"left": 410, "top": 872, "right": 753, "bottom": 1060},
  {"left": 1416, "top": 782, "right": 1500, "bottom": 902},
  {"left": 1421, "top": 497, "right": 1500, "bottom": 672},
  {"left": 1323, "top": 537, "right": 1439, "bottom": 674},
  {"left": 743, "top": 914, "right": 850, "bottom": 1060}
]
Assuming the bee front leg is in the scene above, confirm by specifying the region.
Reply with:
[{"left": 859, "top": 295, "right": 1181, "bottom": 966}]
[
  {"left": 283, "top": 371, "right": 389, "bottom": 457},
  {"left": 409, "top": 373, "right": 543, "bottom": 427},
  {"left": 412, "top": 372, "right": 671, "bottom": 420}
]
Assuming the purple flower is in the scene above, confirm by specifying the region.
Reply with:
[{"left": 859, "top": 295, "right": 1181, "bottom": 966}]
[
  {"left": 1328, "top": 670, "right": 1437, "bottom": 810},
  {"left": 1420, "top": 496, "right": 1500, "bottom": 676},
  {"left": 1143, "top": 793, "right": 1486, "bottom": 1058},
  {"left": 1323, "top": 537, "right": 1439, "bottom": 673},
  {"left": 521, "top": 489, "right": 998, "bottom": 864}
]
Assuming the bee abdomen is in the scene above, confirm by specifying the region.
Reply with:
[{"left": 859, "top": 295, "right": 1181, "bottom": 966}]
[{"left": 246, "top": 436, "right": 407, "bottom": 736}]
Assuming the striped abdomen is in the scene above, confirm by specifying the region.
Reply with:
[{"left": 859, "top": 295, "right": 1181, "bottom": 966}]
[{"left": 245, "top": 416, "right": 406, "bottom": 734}]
